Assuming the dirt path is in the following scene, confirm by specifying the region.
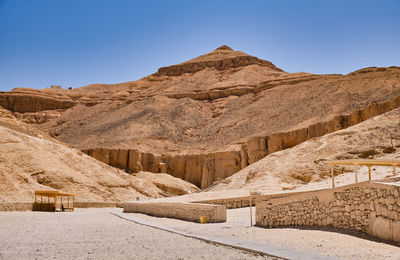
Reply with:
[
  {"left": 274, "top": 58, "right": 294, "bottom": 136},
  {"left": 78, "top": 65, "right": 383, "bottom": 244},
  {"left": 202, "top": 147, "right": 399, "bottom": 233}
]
[
  {"left": 0, "top": 208, "right": 270, "bottom": 260},
  {"left": 116, "top": 207, "right": 400, "bottom": 260}
]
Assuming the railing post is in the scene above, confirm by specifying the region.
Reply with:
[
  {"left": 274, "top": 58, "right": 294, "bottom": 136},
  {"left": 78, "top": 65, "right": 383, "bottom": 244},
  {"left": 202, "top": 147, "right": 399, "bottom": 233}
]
[
  {"left": 249, "top": 191, "right": 253, "bottom": 226},
  {"left": 368, "top": 166, "right": 371, "bottom": 181}
]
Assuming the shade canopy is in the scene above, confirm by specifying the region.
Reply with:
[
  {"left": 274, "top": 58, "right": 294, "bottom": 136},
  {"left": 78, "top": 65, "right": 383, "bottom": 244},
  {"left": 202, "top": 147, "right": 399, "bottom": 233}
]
[
  {"left": 327, "top": 159, "right": 399, "bottom": 189},
  {"left": 34, "top": 190, "right": 74, "bottom": 197},
  {"left": 327, "top": 159, "right": 400, "bottom": 167}
]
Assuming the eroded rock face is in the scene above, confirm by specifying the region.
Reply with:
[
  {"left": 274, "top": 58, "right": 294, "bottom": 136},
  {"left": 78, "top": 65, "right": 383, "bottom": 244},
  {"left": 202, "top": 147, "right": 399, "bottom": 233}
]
[
  {"left": 0, "top": 92, "right": 76, "bottom": 113},
  {"left": 156, "top": 55, "right": 283, "bottom": 76},
  {"left": 83, "top": 148, "right": 244, "bottom": 189},
  {"left": 83, "top": 94, "right": 400, "bottom": 189}
]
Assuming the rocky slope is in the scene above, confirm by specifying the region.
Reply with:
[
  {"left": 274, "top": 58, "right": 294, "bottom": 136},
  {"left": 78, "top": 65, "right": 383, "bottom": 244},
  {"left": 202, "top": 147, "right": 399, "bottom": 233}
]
[
  {"left": 209, "top": 108, "right": 400, "bottom": 193},
  {"left": 1, "top": 46, "right": 400, "bottom": 188},
  {"left": 0, "top": 107, "right": 199, "bottom": 202}
]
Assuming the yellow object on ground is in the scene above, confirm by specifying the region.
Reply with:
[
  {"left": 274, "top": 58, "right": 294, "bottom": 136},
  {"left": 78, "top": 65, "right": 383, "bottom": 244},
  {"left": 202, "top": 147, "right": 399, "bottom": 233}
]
[{"left": 200, "top": 216, "right": 207, "bottom": 223}]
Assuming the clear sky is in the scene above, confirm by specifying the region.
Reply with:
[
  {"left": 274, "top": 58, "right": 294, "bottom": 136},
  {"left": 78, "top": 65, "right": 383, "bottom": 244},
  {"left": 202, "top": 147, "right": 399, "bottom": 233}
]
[{"left": 0, "top": 0, "right": 399, "bottom": 91}]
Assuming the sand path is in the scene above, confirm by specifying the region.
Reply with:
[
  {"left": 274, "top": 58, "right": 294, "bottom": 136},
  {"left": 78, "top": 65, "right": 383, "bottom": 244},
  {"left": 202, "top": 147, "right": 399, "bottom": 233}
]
[
  {"left": 0, "top": 208, "right": 270, "bottom": 260},
  {"left": 116, "top": 207, "right": 400, "bottom": 260}
]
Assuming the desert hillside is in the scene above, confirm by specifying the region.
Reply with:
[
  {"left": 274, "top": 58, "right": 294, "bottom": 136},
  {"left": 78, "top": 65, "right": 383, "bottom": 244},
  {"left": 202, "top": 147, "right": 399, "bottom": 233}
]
[
  {"left": 0, "top": 107, "right": 199, "bottom": 202},
  {"left": 209, "top": 107, "right": 400, "bottom": 193},
  {"left": 1, "top": 46, "right": 400, "bottom": 188}
]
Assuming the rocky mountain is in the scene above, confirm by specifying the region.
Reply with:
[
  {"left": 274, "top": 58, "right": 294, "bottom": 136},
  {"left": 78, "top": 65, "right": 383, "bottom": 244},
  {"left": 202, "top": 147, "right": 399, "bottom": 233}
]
[
  {"left": 1, "top": 45, "right": 399, "bottom": 189},
  {"left": 0, "top": 107, "right": 199, "bottom": 202}
]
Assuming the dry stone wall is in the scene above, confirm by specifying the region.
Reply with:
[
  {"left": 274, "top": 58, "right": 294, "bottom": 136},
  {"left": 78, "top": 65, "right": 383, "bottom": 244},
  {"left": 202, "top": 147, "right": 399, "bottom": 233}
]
[
  {"left": 0, "top": 202, "right": 117, "bottom": 211},
  {"left": 256, "top": 182, "right": 400, "bottom": 242}
]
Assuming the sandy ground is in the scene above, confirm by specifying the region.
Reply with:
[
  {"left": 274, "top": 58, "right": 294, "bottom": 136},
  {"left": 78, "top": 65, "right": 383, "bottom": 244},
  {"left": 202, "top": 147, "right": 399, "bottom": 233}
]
[
  {"left": 117, "top": 208, "right": 400, "bottom": 260},
  {"left": 0, "top": 208, "right": 270, "bottom": 260}
]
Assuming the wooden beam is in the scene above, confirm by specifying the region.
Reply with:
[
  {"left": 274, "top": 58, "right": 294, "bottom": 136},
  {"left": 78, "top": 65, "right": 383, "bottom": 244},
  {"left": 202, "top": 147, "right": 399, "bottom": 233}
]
[
  {"left": 249, "top": 192, "right": 253, "bottom": 226},
  {"left": 331, "top": 166, "right": 335, "bottom": 189},
  {"left": 368, "top": 166, "right": 371, "bottom": 181}
]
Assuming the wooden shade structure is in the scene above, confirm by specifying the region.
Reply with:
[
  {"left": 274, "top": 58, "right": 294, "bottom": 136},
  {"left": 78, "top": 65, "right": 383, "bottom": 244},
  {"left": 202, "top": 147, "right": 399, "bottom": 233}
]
[
  {"left": 34, "top": 190, "right": 74, "bottom": 212},
  {"left": 327, "top": 159, "right": 400, "bottom": 189}
]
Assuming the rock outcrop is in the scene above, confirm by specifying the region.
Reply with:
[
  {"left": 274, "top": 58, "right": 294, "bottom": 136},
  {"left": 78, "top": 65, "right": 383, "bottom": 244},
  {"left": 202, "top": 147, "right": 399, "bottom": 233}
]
[
  {"left": 83, "top": 148, "right": 243, "bottom": 188},
  {"left": 156, "top": 45, "right": 283, "bottom": 76},
  {"left": 82, "top": 93, "right": 400, "bottom": 188},
  {"left": 0, "top": 91, "right": 77, "bottom": 113}
]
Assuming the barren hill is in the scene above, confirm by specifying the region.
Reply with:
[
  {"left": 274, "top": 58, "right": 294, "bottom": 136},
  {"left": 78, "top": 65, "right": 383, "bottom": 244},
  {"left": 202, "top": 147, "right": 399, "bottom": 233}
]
[
  {"left": 1, "top": 46, "right": 400, "bottom": 188},
  {"left": 0, "top": 107, "right": 199, "bottom": 202},
  {"left": 209, "top": 107, "right": 400, "bottom": 193}
]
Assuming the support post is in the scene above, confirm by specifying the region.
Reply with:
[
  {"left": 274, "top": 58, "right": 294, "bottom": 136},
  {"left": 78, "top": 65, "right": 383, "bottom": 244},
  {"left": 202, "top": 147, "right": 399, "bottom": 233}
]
[
  {"left": 355, "top": 171, "right": 358, "bottom": 184},
  {"left": 331, "top": 166, "right": 335, "bottom": 189},
  {"left": 368, "top": 166, "right": 371, "bottom": 181},
  {"left": 249, "top": 191, "right": 253, "bottom": 226}
]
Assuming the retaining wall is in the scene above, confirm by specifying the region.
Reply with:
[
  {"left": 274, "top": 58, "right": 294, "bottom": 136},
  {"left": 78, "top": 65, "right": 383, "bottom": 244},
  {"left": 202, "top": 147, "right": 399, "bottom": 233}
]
[
  {"left": 256, "top": 182, "right": 400, "bottom": 242},
  {"left": 0, "top": 202, "right": 117, "bottom": 211},
  {"left": 123, "top": 202, "right": 226, "bottom": 223}
]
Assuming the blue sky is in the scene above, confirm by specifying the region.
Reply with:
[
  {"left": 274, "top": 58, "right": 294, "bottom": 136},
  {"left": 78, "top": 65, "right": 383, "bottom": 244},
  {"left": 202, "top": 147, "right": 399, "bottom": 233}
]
[{"left": 0, "top": 0, "right": 399, "bottom": 91}]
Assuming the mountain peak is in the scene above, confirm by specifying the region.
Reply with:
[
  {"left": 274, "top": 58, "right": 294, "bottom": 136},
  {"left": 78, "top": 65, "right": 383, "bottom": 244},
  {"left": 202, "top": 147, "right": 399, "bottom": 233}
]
[
  {"left": 156, "top": 46, "right": 284, "bottom": 76},
  {"left": 215, "top": 45, "right": 233, "bottom": 51}
]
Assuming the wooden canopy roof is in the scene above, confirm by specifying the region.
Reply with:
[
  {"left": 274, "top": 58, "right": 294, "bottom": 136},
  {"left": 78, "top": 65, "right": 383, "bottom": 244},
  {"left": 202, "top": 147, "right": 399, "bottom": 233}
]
[
  {"left": 327, "top": 159, "right": 400, "bottom": 167},
  {"left": 34, "top": 190, "right": 74, "bottom": 197},
  {"left": 327, "top": 159, "right": 399, "bottom": 189}
]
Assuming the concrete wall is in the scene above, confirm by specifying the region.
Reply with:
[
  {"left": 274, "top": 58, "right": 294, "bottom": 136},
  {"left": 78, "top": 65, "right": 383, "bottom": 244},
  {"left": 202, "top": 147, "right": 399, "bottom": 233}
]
[
  {"left": 83, "top": 95, "right": 400, "bottom": 189},
  {"left": 123, "top": 202, "right": 226, "bottom": 223},
  {"left": 256, "top": 182, "right": 400, "bottom": 242}
]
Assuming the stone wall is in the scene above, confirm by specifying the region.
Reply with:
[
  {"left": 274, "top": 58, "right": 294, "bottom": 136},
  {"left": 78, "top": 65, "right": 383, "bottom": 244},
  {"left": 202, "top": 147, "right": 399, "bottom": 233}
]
[
  {"left": 83, "top": 95, "right": 400, "bottom": 189},
  {"left": 195, "top": 190, "right": 315, "bottom": 209},
  {"left": 0, "top": 201, "right": 117, "bottom": 211},
  {"left": 0, "top": 202, "right": 33, "bottom": 211},
  {"left": 123, "top": 202, "right": 226, "bottom": 223},
  {"left": 256, "top": 182, "right": 400, "bottom": 242}
]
